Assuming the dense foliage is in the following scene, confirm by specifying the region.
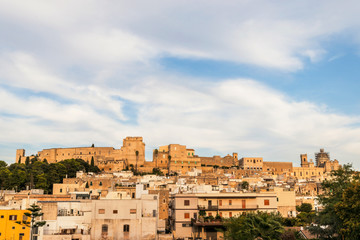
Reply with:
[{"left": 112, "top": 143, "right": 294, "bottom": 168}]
[
  {"left": 308, "top": 164, "right": 360, "bottom": 239},
  {"left": 0, "top": 157, "right": 100, "bottom": 193},
  {"left": 222, "top": 211, "right": 284, "bottom": 240}
]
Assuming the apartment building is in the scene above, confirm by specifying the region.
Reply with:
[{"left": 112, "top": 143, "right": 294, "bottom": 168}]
[
  {"left": 171, "top": 192, "right": 277, "bottom": 239},
  {"left": 0, "top": 209, "right": 30, "bottom": 240}
]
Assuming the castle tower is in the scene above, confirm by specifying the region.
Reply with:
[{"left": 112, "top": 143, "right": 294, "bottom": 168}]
[
  {"left": 300, "top": 154, "right": 309, "bottom": 167},
  {"left": 16, "top": 149, "right": 25, "bottom": 163},
  {"left": 122, "top": 137, "right": 145, "bottom": 166},
  {"left": 315, "top": 148, "right": 330, "bottom": 167},
  {"left": 233, "top": 153, "right": 238, "bottom": 166}
]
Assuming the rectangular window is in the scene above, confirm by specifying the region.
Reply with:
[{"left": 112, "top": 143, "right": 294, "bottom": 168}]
[
  {"left": 123, "top": 224, "right": 130, "bottom": 232},
  {"left": 9, "top": 215, "right": 17, "bottom": 220},
  {"left": 98, "top": 209, "right": 105, "bottom": 214},
  {"left": 264, "top": 200, "right": 270, "bottom": 206},
  {"left": 229, "top": 200, "right": 232, "bottom": 205},
  {"left": 184, "top": 213, "right": 190, "bottom": 219},
  {"left": 219, "top": 200, "right": 222, "bottom": 206},
  {"left": 229, "top": 212, "right": 232, "bottom": 217},
  {"left": 113, "top": 210, "right": 118, "bottom": 214},
  {"left": 130, "top": 209, "right": 136, "bottom": 214},
  {"left": 184, "top": 200, "right": 190, "bottom": 206},
  {"left": 102, "top": 224, "right": 108, "bottom": 233}
]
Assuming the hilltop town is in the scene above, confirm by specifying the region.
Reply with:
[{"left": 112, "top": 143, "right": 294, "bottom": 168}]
[{"left": 1, "top": 136, "right": 343, "bottom": 239}]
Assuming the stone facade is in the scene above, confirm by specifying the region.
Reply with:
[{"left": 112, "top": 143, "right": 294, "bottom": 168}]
[
  {"left": 154, "top": 144, "right": 201, "bottom": 174},
  {"left": 200, "top": 153, "right": 238, "bottom": 167},
  {"left": 239, "top": 157, "right": 263, "bottom": 171},
  {"left": 16, "top": 137, "right": 145, "bottom": 170}
]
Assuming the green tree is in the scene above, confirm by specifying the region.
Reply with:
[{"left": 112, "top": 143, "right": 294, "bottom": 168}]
[
  {"left": 241, "top": 181, "right": 249, "bottom": 190},
  {"left": 309, "top": 164, "right": 359, "bottom": 239},
  {"left": 135, "top": 150, "right": 139, "bottom": 173},
  {"left": 16, "top": 203, "right": 46, "bottom": 240},
  {"left": 152, "top": 167, "right": 164, "bottom": 176},
  {"left": 0, "top": 160, "right": 7, "bottom": 168},
  {"left": 222, "top": 212, "right": 284, "bottom": 240},
  {"left": 25, "top": 156, "right": 30, "bottom": 165},
  {"left": 296, "top": 203, "right": 312, "bottom": 213},
  {"left": 333, "top": 181, "right": 360, "bottom": 239},
  {"left": 0, "top": 167, "right": 10, "bottom": 189},
  {"left": 35, "top": 173, "right": 48, "bottom": 190}
]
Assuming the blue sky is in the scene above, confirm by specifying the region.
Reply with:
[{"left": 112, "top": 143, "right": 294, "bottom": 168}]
[{"left": 0, "top": 0, "right": 360, "bottom": 168}]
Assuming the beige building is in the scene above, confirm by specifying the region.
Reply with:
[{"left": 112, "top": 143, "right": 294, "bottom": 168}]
[
  {"left": 239, "top": 157, "right": 263, "bottom": 171},
  {"left": 16, "top": 137, "right": 145, "bottom": 169},
  {"left": 171, "top": 192, "right": 277, "bottom": 239},
  {"left": 293, "top": 149, "right": 340, "bottom": 180},
  {"left": 91, "top": 195, "right": 158, "bottom": 240},
  {"left": 154, "top": 144, "right": 201, "bottom": 174},
  {"left": 200, "top": 153, "right": 238, "bottom": 167},
  {"left": 273, "top": 187, "right": 296, "bottom": 218}
]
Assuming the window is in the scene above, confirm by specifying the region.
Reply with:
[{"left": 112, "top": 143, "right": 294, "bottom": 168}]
[
  {"left": 9, "top": 215, "right": 17, "bottom": 220},
  {"left": 208, "top": 212, "right": 212, "bottom": 217},
  {"left": 184, "top": 200, "right": 190, "bottom": 206},
  {"left": 130, "top": 209, "right": 136, "bottom": 214},
  {"left": 113, "top": 210, "right": 118, "bottom": 214},
  {"left": 123, "top": 224, "right": 130, "bottom": 232},
  {"left": 98, "top": 209, "right": 105, "bottom": 214},
  {"left": 99, "top": 182, "right": 102, "bottom": 186},
  {"left": 219, "top": 200, "right": 222, "bottom": 206},
  {"left": 229, "top": 200, "right": 232, "bottom": 205},
  {"left": 264, "top": 200, "right": 270, "bottom": 206},
  {"left": 184, "top": 213, "right": 190, "bottom": 219},
  {"left": 0, "top": 215, "right": 3, "bottom": 218},
  {"left": 12, "top": 226, "right": 15, "bottom": 229},
  {"left": 102, "top": 224, "right": 108, "bottom": 233},
  {"left": 229, "top": 212, "right": 232, "bottom": 217},
  {"left": 60, "top": 189, "right": 62, "bottom": 193}
]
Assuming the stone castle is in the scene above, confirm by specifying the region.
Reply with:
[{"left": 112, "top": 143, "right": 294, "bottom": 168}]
[
  {"left": 15, "top": 136, "right": 340, "bottom": 178},
  {"left": 16, "top": 137, "right": 145, "bottom": 172}
]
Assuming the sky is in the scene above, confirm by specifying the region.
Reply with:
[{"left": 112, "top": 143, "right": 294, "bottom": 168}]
[{"left": 1, "top": 0, "right": 360, "bottom": 168}]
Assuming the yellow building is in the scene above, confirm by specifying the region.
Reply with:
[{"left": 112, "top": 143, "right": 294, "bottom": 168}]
[{"left": 0, "top": 209, "right": 30, "bottom": 240}]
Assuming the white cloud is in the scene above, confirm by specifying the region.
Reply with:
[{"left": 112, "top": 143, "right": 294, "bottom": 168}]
[{"left": 1, "top": 1, "right": 360, "bottom": 169}]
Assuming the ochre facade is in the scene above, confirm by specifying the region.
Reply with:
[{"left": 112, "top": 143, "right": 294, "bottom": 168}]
[{"left": 16, "top": 137, "right": 145, "bottom": 169}]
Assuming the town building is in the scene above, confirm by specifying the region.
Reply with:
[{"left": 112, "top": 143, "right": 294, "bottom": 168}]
[
  {"left": 0, "top": 209, "right": 30, "bottom": 240},
  {"left": 170, "top": 192, "right": 278, "bottom": 239}
]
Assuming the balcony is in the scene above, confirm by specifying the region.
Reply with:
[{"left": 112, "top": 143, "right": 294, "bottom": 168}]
[
  {"left": 191, "top": 218, "right": 223, "bottom": 227},
  {"left": 198, "top": 205, "right": 218, "bottom": 211},
  {"left": 218, "top": 204, "right": 258, "bottom": 210}
]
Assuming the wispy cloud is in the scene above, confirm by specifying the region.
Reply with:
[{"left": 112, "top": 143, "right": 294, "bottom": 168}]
[{"left": 0, "top": 1, "right": 360, "bottom": 168}]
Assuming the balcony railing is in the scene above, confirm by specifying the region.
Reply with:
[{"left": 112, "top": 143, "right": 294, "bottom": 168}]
[
  {"left": 191, "top": 218, "right": 224, "bottom": 227},
  {"left": 218, "top": 204, "right": 259, "bottom": 210},
  {"left": 197, "top": 205, "right": 218, "bottom": 211}
]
